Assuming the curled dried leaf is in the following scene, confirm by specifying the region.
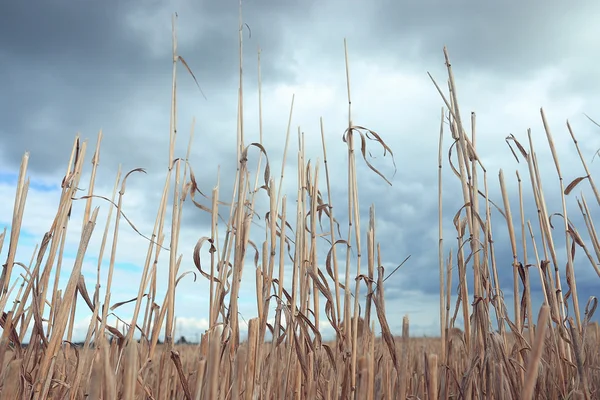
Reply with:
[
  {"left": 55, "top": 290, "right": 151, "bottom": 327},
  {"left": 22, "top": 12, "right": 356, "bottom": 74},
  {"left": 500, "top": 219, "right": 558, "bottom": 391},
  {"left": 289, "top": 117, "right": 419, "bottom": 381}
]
[
  {"left": 584, "top": 296, "right": 598, "bottom": 326},
  {"left": 343, "top": 126, "right": 397, "bottom": 186},
  {"left": 564, "top": 176, "right": 588, "bottom": 195},
  {"left": 193, "top": 237, "right": 222, "bottom": 283},
  {"left": 77, "top": 274, "right": 94, "bottom": 311},
  {"left": 177, "top": 55, "right": 207, "bottom": 101},
  {"left": 171, "top": 350, "right": 193, "bottom": 400},
  {"left": 0, "top": 312, "right": 21, "bottom": 353},
  {"left": 372, "top": 294, "right": 398, "bottom": 371},
  {"left": 325, "top": 239, "right": 349, "bottom": 289},
  {"left": 505, "top": 134, "right": 528, "bottom": 162},
  {"left": 73, "top": 194, "right": 167, "bottom": 250},
  {"left": 111, "top": 294, "right": 149, "bottom": 311},
  {"left": 242, "top": 142, "right": 271, "bottom": 188},
  {"left": 176, "top": 271, "right": 197, "bottom": 286}
]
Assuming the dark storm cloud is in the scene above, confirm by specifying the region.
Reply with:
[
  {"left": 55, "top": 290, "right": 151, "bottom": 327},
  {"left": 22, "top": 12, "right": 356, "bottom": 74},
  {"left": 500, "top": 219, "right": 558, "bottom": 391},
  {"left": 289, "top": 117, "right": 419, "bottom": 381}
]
[
  {"left": 3, "top": 0, "right": 599, "bottom": 177},
  {"left": 0, "top": 0, "right": 312, "bottom": 175},
  {"left": 0, "top": 1, "right": 143, "bottom": 173},
  {"left": 3, "top": 0, "right": 595, "bottom": 178}
]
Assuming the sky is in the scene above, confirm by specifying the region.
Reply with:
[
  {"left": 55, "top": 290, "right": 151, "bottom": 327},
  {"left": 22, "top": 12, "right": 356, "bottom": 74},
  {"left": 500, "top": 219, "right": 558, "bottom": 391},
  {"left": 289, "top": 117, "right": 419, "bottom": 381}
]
[{"left": 1, "top": 0, "right": 600, "bottom": 342}]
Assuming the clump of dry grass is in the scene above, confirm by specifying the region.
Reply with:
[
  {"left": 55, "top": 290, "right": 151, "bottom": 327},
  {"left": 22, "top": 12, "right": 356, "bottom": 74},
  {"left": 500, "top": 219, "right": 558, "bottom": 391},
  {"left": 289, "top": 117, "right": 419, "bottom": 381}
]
[{"left": 0, "top": 13, "right": 598, "bottom": 400}]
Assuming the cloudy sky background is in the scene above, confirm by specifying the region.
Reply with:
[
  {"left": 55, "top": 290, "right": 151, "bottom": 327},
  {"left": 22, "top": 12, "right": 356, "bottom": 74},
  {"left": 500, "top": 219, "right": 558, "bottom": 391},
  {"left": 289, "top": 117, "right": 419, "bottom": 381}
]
[{"left": 1, "top": 0, "right": 600, "bottom": 342}]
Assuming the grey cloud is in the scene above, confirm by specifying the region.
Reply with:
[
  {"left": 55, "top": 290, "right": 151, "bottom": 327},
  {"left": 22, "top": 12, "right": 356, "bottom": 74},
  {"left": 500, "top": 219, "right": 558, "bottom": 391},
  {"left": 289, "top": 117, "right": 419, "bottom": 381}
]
[
  {"left": 314, "top": 1, "right": 600, "bottom": 79},
  {"left": 0, "top": 0, "right": 310, "bottom": 175}
]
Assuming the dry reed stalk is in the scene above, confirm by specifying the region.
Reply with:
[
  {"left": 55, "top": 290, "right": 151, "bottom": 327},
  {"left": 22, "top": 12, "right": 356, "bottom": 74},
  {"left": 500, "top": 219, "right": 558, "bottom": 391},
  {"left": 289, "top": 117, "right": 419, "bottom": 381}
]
[
  {"left": 245, "top": 318, "right": 259, "bottom": 400},
  {"left": 437, "top": 107, "right": 446, "bottom": 371},
  {"left": 367, "top": 321, "right": 375, "bottom": 400},
  {"left": 517, "top": 170, "right": 536, "bottom": 347},
  {"left": 122, "top": 339, "right": 138, "bottom": 399},
  {"left": 541, "top": 109, "right": 583, "bottom": 332},
  {"left": 442, "top": 47, "right": 473, "bottom": 351},
  {"left": 399, "top": 315, "right": 409, "bottom": 399},
  {"left": 521, "top": 305, "right": 550, "bottom": 400},
  {"left": 499, "top": 170, "right": 521, "bottom": 333},
  {"left": 0, "top": 153, "right": 29, "bottom": 297},
  {"left": 427, "top": 353, "right": 439, "bottom": 400},
  {"left": 341, "top": 38, "right": 355, "bottom": 399}
]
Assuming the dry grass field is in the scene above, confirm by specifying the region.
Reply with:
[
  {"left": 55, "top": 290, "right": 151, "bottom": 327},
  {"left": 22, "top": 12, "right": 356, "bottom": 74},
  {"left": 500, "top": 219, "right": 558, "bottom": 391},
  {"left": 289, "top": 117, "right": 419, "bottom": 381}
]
[{"left": 0, "top": 16, "right": 599, "bottom": 400}]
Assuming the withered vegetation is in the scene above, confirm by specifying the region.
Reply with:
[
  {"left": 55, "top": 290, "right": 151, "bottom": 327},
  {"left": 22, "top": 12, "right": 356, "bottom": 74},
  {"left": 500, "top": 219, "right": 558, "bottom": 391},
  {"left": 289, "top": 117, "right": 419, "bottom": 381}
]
[{"left": 0, "top": 15, "right": 598, "bottom": 400}]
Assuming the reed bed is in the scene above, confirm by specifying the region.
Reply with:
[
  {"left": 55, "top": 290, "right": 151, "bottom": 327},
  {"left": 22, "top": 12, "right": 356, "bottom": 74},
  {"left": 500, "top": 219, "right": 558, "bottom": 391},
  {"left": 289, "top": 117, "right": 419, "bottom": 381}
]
[{"left": 0, "top": 14, "right": 599, "bottom": 400}]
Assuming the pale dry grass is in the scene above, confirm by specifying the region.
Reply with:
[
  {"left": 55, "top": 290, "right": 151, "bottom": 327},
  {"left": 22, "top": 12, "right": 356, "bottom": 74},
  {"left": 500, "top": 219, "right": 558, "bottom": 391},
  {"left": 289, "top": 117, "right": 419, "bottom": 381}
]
[{"left": 0, "top": 13, "right": 598, "bottom": 400}]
